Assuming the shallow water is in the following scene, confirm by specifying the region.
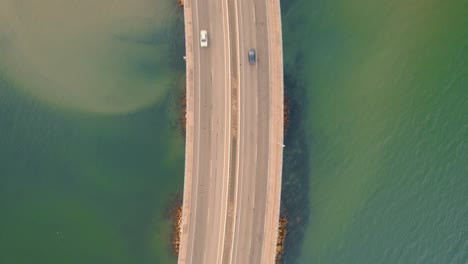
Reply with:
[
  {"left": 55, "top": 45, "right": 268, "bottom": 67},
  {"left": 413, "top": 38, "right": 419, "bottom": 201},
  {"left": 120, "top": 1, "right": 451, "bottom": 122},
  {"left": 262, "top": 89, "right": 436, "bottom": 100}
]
[
  {"left": 281, "top": 0, "right": 467, "bottom": 263},
  {"left": 0, "top": 1, "right": 185, "bottom": 263},
  {"left": 0, "top": 0, "right": 178, "bottom": 114}
]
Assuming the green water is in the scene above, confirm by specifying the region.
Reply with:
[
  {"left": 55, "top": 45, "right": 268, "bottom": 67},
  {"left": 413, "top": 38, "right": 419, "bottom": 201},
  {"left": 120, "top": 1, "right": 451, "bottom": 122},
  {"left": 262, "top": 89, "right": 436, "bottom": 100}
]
[
  {"left": 0, "top": 1, "right": 185, "bottom": 263},
  {"left": 1, "top": 0, "right": 467, "bottom": 263},
  {"left": 281, "top": 0, "right": 467, "bottom": 263}
]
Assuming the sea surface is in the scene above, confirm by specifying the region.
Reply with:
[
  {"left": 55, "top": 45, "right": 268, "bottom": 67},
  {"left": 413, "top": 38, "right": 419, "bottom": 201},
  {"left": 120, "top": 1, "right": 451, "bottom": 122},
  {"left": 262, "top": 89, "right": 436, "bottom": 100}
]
[
  {"left": 0, "top": 1, "right": 185, "bottom": 263},
  {"left": 0, "top": 0, "right": 466, "bottom": 264},
  {"left": 280, "top": 0, "right": 467, "bottom": 263}
]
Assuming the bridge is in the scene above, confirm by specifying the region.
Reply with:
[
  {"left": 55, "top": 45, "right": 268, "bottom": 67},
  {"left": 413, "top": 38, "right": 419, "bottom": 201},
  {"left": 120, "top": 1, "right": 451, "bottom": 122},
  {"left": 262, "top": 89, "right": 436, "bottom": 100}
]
[{"left": 178, "top": 0, "right": 284, "bottom": 262}]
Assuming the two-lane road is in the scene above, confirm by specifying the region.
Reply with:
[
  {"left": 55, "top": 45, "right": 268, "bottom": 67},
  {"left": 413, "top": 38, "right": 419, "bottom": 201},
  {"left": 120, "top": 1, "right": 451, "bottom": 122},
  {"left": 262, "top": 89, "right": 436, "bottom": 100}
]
[
  {"left": 179, "top": 0, "right": 232, "bottom": 263},
  {"left": 231, "top": 0, "right": 279, "bottom": 262}
]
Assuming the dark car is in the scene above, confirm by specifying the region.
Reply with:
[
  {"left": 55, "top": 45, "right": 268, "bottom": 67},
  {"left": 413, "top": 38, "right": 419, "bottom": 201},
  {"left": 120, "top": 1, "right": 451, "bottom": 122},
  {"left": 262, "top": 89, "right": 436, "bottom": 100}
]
[{"left": 248, "top": 48, "right": 256, "bottom": 64}]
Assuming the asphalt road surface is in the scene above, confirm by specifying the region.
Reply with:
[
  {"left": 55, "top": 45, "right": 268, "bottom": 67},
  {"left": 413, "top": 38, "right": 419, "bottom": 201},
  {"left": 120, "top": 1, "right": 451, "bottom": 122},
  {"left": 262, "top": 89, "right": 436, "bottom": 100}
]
[
  {"left": 230, "top": 0, "right": 273, "bottom": 262},
  {"left": 178, "top": 0, "right": 282, "bottom": 262}
]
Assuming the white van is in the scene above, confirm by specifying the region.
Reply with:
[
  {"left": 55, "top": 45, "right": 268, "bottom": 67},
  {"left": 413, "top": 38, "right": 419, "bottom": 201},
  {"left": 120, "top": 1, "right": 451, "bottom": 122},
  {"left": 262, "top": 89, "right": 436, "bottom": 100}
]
[{"left": 200, "top": 30, "right": 208, "bottom": 48}]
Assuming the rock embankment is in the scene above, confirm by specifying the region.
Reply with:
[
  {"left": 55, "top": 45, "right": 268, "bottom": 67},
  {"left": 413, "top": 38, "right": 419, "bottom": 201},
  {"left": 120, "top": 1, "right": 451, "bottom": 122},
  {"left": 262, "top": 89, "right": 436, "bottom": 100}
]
[
  {"left": 275, "top": 217, "right": 287, "bottom": 263},
  {"left": 170, "top": 204, "right": 183, "bottom": 255},
  {"left": 284, "top": 94, "right": 290, "bottom": 135},
  {"left": 180, "top": 82, "right": 187, "bottom": 134}
]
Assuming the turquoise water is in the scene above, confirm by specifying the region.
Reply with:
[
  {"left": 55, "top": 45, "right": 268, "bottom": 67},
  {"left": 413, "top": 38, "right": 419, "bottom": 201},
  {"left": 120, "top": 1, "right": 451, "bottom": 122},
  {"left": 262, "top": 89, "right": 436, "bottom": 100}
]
[
  {"left": 0, "top": 1, "right": 185, "bottom": 263},
  {"left": 281, "top": 0, "right": 467, "bottom": 263}
]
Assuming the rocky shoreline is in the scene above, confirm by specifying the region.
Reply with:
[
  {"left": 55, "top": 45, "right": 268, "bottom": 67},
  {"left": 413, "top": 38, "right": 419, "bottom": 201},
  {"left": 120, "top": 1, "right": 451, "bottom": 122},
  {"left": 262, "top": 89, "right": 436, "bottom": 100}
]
[{"left": 275, "top": 217, "right": 288, "bottom": 263}]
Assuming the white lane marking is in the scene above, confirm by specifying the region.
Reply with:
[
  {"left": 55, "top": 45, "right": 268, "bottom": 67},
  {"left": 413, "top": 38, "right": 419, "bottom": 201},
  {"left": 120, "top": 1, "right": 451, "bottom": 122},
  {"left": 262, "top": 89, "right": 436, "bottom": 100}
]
[
  {"left": 211, "top": 66, "right": 215, "bottom": 133},
  {"left": 252, "top": 2, "right": 256, "bottom": 24},
  {"left": 207, "top": 158, "right": 213, "bottom": 224},
  {"left": 188, "top": 0, "right": 202, "bottom": 262},
  {"left": 218, "top": 0, "right": 229, "bottom": 259}
]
